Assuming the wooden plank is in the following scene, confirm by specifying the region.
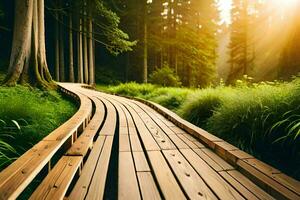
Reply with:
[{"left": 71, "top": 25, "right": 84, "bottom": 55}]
[
  {"left": 137, "top": 172, "right": 161, "bottom": 200},
  {"left": 227, "top": 170, "right": 275, "bottom": 200},
  {"left": 243, "top": 158, "right": 280, "bottom": 175},
  {"left": 66, "top": 129, "right": 95, "bottom": 156},
  {"left": 182, "top": 133, "right": 205, "bottom": 148},
  {"left": 111, "top": 99, "right": 128, "bottom": 128},
  {"left": 133, "top": 101, "right": 175, "bottom": 128},
  {"left": 225, "top": 149, "right": 254, "bottom": 165},
  {"left": 176, "top": 134, "right": 198, "bottom": 149},
  {"left": 118, "top": 152, "right": 141, "bottom": 199},
  {"left": 200, "top": 148, "right": 234, "bottom": 171},
  {"left": 139, "top": 115, "right": 175, "bottom": 149},
  {"left": 122, "top": 103, "right": 136, "bottom": 128},
  {"left": 0, "top": 140, "right": 60, "bottom": 200},
  {"left": 133, "top": 152, "right": 150, "bottom": 172},
  {"left": 30, "top": 156, "right": 82, "bottom": 200},
  {"left": 214, "top": 141, "right": 238, "bottom": 159},
  {"left": 97, "top": 98, "right": 117, "bottom": 136},
  {"left": 68, "top": 136, "right": 106, "bottom": 200},
  {"left": 271, "top": 173, "right": 300, "bottom": 196},
  {"left": 85, "top": 136, "right": 114, "bottom": 200},
  {"left": 163, "top": 150, "right": 217, "bottom": 199},
  {"left": 170, "top": 126, "right": 187, "bottom": 134},
  {"left": 219, "top": 171, "right": 260, "bottom": 200},
  {"left": 180, "top": 149, "right": 244, "bottom": 200},
  {"left": 237, "top": 159, "right": 300, "bottom": 200},
  {"left": 167, "top": 134, "right": 189, "bottom": 149},
  {"left": 122, "top": 103, "right": 160, "bottom": 151},
  {"left": 147, "top": 151, "right": 186, "bottom": 199},
  {"left": 242, "top": 158, "right": 300, "bottom": 196},
  {"left": 119, "top": 134, "right": 131, "bottom": 152},
  {"left": 130, "top": 134, "right": 143, "bottom": 152},
  {"left": 119, "top": 127, "right": 129, "bottom": 135},
  {"left": 136, "top": 99, "right": 222, "bottom": 147},
  {"left": 128, "top": 102, "right": 176, "bottom": 150},
  {"left": 193, "top": 149, "right": 223, "bottom": 172}
]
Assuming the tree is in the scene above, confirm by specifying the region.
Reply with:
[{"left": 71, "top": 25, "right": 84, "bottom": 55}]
[
  {"left": 68, "top": 1, "right": 75, "bottom": 82},
  {"left": 4, "top": 0, "right": 53, "bottom": 88},
  {"left": 227, "top": 0, "right": 255, "bottom": 84}
]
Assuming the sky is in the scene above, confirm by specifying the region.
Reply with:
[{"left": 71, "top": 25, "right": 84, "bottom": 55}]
[{"left": 218, "top": 0, "right": 232, "bottom": 25}]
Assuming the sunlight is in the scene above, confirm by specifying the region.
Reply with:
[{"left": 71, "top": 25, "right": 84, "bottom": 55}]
[
  {"left": 273, "top": 0, "right": 299, "bottom": 7},
  {"left": 218, "top": 0, "right": 232, "bottom": 24},
  {"left": 217, "top": 0, "right": 299, "bottom": 25}
]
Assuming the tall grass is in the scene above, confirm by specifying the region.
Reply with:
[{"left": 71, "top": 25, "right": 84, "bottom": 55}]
[
  {"left": 0, "top": 85, "right": 77, "bottom": 170},
  {"left": 100, "top": 79, "right": 300, "bottom": 180}
]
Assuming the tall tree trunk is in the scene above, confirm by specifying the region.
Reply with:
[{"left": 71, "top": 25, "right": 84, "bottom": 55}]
[
  {"left": 83, "top": 4, "right": 89, "bottom": 84},
  {"left": 54, "top": 3, "right": 60, "bottom": 81},
  {"left": 4, "top": 0, "right": 53, "bottom": 88},
  {"left": 77, "top": 17, "right": 83, "bottom": 83},
  {"left": 143, "top": 3, "right": 148, "bottom": 83},
  {"left": 59, "top": 6, "right": 65, "bottom": 82},
  {"left": 69, "top": 14, "right": 74, "bottom": 82},
  {"left": 88, "top": 14, "right": 94, "bottom": 85}
]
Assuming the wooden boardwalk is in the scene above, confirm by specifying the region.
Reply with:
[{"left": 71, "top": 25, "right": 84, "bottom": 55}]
[{"left": 0, "top": 83, "right": 299, "bottom": 200}]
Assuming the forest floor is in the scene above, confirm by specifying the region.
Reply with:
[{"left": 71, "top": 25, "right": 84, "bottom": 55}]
[
  {"left": 0, "top": 75, "right": 77, "bottom": 171},
  {"left": 97, "top": 78, "right": 300, "bottom": 181}
]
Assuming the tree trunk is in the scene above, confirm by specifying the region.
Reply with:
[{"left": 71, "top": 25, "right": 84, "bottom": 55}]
[
  {"left": 69, "top": 14, "right": 74, "bottom": 82},
  {"left": 59, "top": 5, "right": 65, "bottom": 82},
  {"left": 77, "top": 17, "right": 83, "bottom": 83},
  {"left": 88, "top": 15, "right": 94, "bottom": 85},
  {"left": 83, "top": 5, "right": 89, "bottom": 84},
  {"left": 54, "top": 3, "right": 60, "bottom": 81},
  {"left": 4, "top": 0, "right": 53, "bottom": 88},
  {"left": 143, "top": 3, "right": 148, "bottom": 83}
]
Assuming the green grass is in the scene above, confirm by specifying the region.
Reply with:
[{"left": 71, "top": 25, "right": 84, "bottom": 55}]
[
  {"left": 98, "top": 78, "right": 300, "bottom": 180},
  {"left": 0, "top": 85, "right": 77, "bottom": 170}
]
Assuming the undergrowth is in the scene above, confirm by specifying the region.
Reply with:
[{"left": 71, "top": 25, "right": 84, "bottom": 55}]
[
  {"left": 0, "top": 85, "right": 77, "bottom": 170},
  {"left": 99, "top": 78, "right": 300, "bottom": 180}
]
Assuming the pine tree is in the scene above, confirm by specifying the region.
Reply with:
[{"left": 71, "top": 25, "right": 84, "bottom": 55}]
[{"left": 227, "top": 0, "right": 255, "bottom": 84}]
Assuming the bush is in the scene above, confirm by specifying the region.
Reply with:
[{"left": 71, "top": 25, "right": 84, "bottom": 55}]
[
  {"left": 205, "top": 80, "right": 300, "bottom": 179},
  {"left": 149, "top": 65, "right": 181, "bottom": 87},
  {"left": 178, "top": 88, "right": 228, "bottom": 127},
  {"left": 144, "top": 87, "right": 192, "bottom": 111},
  {"left": 105, "top": 82, "right": 157, "bottom": 97}
]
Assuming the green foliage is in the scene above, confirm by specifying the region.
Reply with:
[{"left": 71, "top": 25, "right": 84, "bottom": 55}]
[
  {"left": 104, "top": 82, "right": 156, "bottom": 97},
  {"left": 144, "top": 87, "right": 192, "bottom": 111},
  {"left": 0, "top": 86, "right": 77, "bottom": 170},
  {"left": 95, "top": 67, "right": 122, "bottom": 85},
  {"left": 205, "top": 79, "right": 300, "bottom": 179},
  {"left": 177, "top": 88, "right": 227, "bottom": 126},
  {"left": 93, "top": 0, "right": 136, "bottom": 55},
  {"left": 149, "top": 65, "right": 181, "bottom": 87}
]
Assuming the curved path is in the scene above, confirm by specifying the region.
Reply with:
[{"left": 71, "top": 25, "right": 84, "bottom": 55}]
[{"left": 0, "top": 83, "right": 299, "bottom": 200}]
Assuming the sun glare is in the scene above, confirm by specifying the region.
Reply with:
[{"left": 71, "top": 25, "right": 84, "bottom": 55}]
[
  {"left": 218, "top": 0, "right": 299, "bottom": 25},
  {"left": 274, "top": 0, "right": 299, "bottom": 7},
  {"left": 218, "top": 0, "right": 232, "bottom": 24}
]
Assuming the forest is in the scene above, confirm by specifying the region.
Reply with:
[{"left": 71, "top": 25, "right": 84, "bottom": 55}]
[{"left": 0, "top": 0, "right": 299, "bottom": 198}]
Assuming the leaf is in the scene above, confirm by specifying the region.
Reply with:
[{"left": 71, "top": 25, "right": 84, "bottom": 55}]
[
  {"left": 17, "top": 118, "right": 29, "bottom": 126},
  {"left": 0, "top": 119, "right": 7, "bottom": 127},
  {"left": 11, "top": 120, "right": 21, "bottom": 131}
]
